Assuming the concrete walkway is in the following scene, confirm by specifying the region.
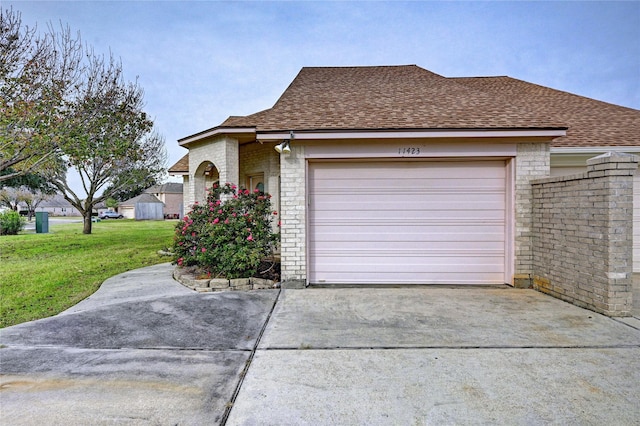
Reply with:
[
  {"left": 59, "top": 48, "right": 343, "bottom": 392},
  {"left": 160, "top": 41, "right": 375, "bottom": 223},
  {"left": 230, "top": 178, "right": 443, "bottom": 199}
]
[{"left": 1, "top": 264, "right": 639, "bottom": 425}]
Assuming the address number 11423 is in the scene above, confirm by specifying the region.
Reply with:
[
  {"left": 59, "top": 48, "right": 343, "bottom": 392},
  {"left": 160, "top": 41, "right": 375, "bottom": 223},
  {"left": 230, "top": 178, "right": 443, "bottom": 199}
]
[{"left": 398, "top": 147, "right": 421, "bottom": 155}]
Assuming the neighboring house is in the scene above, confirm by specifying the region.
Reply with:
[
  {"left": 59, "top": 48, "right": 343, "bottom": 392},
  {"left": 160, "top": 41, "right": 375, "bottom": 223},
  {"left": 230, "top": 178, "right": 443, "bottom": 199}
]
[
  {"left": 119, "top": 193, "right": 164, "bottom": 220},
  {"left": 144, "top": 182, "right": 183, "bottom": 219},
  {"left": 35, "top": 194, "right": 81, "bottom": 216},
  {"left": 170, "top": 65, "right": 640, "bottom": 287}
]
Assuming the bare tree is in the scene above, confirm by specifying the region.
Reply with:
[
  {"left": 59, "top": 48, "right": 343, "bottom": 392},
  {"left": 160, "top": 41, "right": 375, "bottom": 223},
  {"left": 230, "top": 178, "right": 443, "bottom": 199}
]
[{"left": 0, "top": 8, "right": 83, "bottom": 182}]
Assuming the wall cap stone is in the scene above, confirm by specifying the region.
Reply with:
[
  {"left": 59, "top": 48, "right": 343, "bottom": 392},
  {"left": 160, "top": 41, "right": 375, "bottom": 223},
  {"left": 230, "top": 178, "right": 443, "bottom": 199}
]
[{"left": 586, "top": 151, "right": 639, "bottom": 166}]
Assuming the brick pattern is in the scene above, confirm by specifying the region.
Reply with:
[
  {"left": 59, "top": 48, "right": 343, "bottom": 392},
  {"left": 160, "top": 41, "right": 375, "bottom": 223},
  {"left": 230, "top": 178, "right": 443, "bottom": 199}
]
[
  {"left": 514, "top": 143, "right": 550, "bottom": 286},
  {"left": 279, "top": 145, "right": 306, "bottom": 286},
  {"left": 185, "top": 136, "right": 239, "bottom": 208},
  {"left": 239, "top": 142, "right": 280, "bottom": 214},
  {"left": 531, "top": 152, "right": 638, "bottom": 316}
]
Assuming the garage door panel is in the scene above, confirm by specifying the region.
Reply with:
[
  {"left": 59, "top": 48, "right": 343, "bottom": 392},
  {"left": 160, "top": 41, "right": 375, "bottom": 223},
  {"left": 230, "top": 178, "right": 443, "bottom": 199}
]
[
  {"left": 314, "top": 179, "right": 507, "bottom": 191},
  {"left": 313, "top": 209, "right": 505, "bottom": 221},
  {"left": 318, "top": 267, "right": 503, "bottom": 284},
  {"left": 309, "top": 160, "right": 508, "bottom": 284},
  {"left": 312, "top": 230, "right": 504, "bottom": 243},
  {"left": 311, "top": 162, "right": 505, "bottom": 178},
  {"left": 314, "top": 196, "right": 506, "bottom": 210},
  {"left": 314, "top": 256, "right": 505, "bottom": 272}
]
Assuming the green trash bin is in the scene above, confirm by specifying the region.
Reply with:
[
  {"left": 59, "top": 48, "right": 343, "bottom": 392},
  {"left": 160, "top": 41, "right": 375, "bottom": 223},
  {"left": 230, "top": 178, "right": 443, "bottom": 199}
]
[{"left": 35, "top": 211, "right": 49, "bottom": 233}]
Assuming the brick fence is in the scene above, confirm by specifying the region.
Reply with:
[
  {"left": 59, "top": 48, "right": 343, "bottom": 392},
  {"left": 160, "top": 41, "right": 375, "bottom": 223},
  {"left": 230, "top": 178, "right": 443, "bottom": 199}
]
[{"left": 531, "top": 152, "right": 638, "bottom": 316}]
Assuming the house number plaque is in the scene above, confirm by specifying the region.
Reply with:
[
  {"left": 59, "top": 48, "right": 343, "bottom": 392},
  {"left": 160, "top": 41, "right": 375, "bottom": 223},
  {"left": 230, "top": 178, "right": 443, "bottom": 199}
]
[{"left": 398, "top": 147, "right": 421, "bottom": 155}]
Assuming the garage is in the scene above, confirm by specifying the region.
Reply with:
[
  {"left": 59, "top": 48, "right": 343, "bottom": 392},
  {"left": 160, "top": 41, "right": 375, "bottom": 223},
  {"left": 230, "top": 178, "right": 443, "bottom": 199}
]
[{"left": 308, "top": 160, "right": 508, "bottom": 285}]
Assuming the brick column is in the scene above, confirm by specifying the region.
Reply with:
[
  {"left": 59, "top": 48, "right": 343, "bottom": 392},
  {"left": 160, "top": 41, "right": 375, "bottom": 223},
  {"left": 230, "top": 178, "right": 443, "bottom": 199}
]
[
  {"left": 279, "top": 144, "right": 306, "bottom": 287},
  {"left": 514, "top": 142, "right": 550, "bottom": 287},
  {"left": 586, "top": 152, "right": 638, "bottom": 315},
  {"left": 531, "top": 151, "right": 638, "bottom": 316}
]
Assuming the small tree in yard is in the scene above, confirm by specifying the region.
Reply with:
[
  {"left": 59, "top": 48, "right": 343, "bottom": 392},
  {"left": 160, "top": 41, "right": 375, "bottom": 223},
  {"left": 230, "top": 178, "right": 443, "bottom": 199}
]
[
  {"left": 51, "top": 53, "right": 167, "bottom": 234},
  {"left": 172, "top": 183, "right": 279, "bottom": 279},
  {"left": 1, "top": 7, "right": 167, "bottom": 234}
]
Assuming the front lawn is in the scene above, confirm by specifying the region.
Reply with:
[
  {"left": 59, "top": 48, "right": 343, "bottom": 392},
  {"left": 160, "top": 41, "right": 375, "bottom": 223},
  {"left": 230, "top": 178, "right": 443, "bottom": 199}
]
[{"left": 0, "top": 219, "right": 176, "bottom": 328}]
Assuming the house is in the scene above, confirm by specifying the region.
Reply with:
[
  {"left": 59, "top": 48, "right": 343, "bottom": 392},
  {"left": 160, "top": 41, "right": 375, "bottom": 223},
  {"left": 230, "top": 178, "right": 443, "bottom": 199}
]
[
  {"left": 34, "top": 194, "right": 81, "bottom": 216},
  {"left": 170, "top": 65, "right": 639, "bottom": 291},
  {"left": 144, "top": 182, "right": 183, "bottom": 219},
  {"left": 119, "top": 193, "right": 164, "bottom": 220}
]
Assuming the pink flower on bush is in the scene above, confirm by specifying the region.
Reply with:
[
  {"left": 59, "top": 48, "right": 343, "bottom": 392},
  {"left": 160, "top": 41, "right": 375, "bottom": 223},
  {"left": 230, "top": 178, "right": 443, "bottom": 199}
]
[
  {"left": 224, "top": 219, "right": 229, "bottom": 224},
  {"left": 201, "top": 247, "right": 206, "bottom": 253},
  {"left": 213, "top": 218, "right": 219, "bottom": 224},
  {"left": 247, "top": 234, "right": 254, "bottom": 241},
  {"left": 177, "top": 257, "right": 184, "bottom": 266}
]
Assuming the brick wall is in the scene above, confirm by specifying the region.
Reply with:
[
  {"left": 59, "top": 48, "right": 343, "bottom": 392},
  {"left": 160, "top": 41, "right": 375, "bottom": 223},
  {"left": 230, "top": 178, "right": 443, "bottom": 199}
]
[
  {"left": 279, "top": 144, "right": 306, "bottom": 287},
  {"left": 514, "top": 143, "right": 550, "bottom": 286},
  {"left": 185, "top": 137, "right": 239, "bottom": 208},
  {"left": 531, "top": 152, "right": 638, "bottom": 316},
  {"left": 239, "top": 142, "right": 280, "bottom": 216}
]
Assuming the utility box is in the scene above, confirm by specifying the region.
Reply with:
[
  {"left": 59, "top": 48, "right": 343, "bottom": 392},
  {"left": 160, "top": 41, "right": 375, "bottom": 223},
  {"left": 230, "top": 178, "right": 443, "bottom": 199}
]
[{"left": 35, "top": 211, "right": 49, "bottom": 233}]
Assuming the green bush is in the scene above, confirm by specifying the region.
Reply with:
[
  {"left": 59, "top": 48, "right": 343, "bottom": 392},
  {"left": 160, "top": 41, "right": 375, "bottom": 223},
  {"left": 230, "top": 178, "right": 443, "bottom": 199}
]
[
  {"left": 0, "top": 210, "right": 26, "bottom": 235},
  {"left": 172, "top": 182, "right": 279, "bottom": 279}
]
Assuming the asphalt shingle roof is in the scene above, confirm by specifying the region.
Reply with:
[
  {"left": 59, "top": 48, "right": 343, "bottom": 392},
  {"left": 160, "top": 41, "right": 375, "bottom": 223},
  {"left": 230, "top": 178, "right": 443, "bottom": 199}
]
[
  {"left": 168, "top": 154, "right": 189, "bottom": 173},
  {"left": 199, "top": 65, "right": 639, "bottom": 148}
]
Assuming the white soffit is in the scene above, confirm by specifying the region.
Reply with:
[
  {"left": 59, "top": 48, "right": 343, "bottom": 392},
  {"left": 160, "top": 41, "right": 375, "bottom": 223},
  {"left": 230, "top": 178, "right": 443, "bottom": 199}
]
[
  {"left": 258, "top": 129, "right": 567, "bottom": 141},
  {"left": 179, "top": 127, "right": 256, "bottom": 146}
]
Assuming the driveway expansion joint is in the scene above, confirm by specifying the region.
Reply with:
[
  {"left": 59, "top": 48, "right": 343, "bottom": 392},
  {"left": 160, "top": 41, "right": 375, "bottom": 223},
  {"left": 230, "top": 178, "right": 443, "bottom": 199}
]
[
  {"left": 258, "top": 344, "right": 640, "bottom": 350},
  {"left": 220, "top": 287, "right": 282, "bottom": 425}
]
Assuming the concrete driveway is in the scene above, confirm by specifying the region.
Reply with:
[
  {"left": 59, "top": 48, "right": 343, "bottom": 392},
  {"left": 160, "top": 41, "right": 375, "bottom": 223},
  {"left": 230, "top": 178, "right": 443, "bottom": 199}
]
[{"left": 1, "top": 264, "right": 639, "bottom": 425}]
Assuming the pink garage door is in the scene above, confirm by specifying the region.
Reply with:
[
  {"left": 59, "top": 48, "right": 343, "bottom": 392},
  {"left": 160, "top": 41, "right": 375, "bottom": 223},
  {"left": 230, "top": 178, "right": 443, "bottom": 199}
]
[{"left": 308, "top": 160, "right": 508, "bottom": 284}]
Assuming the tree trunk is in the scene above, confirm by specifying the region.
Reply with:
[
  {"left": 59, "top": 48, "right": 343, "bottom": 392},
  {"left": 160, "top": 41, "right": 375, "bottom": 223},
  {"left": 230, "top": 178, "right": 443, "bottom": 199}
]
[{"left": 83, "top": 214, "right": 93, "bottom": 234}]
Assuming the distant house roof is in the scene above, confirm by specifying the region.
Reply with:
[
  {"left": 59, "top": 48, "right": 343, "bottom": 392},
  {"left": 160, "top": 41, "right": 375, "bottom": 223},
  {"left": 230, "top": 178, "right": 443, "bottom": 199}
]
[
  {"left": 120, "top": 193, "right": 163, "bottom": 207},
  {"left": 180, "top": 65, "right": 639, "bottom": 148},
  {"left": 145, "top": 182, "right": 183, "bottom": 194},
  {"left": 39, "top": 194, "right": 74, "bottom": 208}
]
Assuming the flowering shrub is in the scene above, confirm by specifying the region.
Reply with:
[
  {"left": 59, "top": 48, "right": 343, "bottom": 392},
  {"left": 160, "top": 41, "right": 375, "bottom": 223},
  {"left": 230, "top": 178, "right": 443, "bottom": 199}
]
[{"left": 172, "top": 182, "right": 279, "bottom": 279}]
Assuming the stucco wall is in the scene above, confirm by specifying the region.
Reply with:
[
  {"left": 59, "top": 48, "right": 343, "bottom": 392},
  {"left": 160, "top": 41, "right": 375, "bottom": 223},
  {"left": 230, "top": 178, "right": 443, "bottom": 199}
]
[{"left": 531, "top": 152, "right": 638, "bottom": 316}]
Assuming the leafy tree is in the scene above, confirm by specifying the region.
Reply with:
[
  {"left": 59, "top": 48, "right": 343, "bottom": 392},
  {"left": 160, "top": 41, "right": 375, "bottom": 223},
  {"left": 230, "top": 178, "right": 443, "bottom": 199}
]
[
  {"left": 105, "top": 197, "right": 118, "bottom": 210},
  {"left": 51, "top": 53, "right": 167, "bottom": 234},
  {"left": 105, "top": 171, "right": 159, "bottom": 202},
  {"left": 1, "top": 7, "right": 167, "bottom": 234},
  {"left": 0, "top": 8, "right": 83, "bottom": 182}
]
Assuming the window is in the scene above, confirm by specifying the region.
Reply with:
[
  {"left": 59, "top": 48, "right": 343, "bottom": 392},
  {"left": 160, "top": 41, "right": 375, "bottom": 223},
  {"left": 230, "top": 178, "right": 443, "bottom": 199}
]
[{"left": 246, "top": 173, "right": 265, "bottom": 192}]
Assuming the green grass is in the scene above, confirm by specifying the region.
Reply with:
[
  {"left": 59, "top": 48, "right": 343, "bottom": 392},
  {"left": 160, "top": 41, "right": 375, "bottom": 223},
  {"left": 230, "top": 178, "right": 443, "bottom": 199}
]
[{"left": 0, "top": 219, "right": 176, "bottom": 328}]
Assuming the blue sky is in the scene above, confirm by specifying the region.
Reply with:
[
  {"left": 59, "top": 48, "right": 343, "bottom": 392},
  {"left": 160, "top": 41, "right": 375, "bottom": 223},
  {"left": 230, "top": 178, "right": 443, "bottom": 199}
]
[{"left": 6, "top": 1, "right": 640, "bottom": 185}]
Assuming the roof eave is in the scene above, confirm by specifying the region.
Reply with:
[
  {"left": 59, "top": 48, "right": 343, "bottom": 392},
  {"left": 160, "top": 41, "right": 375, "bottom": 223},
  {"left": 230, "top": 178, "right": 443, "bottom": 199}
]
[
  {"left": 179, "top": 127, "right": 256, "bottom": 146},
  {"left": 256, "top": 128, "right": 567, "bottom": 141}
]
